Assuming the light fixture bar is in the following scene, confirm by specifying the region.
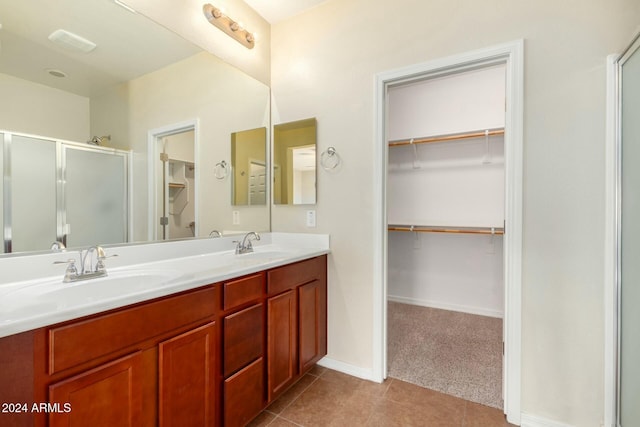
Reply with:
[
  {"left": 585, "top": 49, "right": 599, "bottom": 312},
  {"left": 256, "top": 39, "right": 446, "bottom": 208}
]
[{"left": 203, "top": 4, "right": 255, "bottom": 49}]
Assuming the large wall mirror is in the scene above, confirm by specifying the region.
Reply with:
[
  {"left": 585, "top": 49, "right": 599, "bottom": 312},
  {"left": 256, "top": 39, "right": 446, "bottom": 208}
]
[
  {"left": 273, "top": 118, "right": 317, "bottom": 205},
  {"left": 0, "top": 0, "right": 270, "bottom": 255}
]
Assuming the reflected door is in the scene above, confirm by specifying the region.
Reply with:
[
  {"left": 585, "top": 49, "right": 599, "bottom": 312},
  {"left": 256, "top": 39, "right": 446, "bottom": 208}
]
[
  {"left": 619, "top": 35, "right": 640, "bottom": 426},
  {"left": 9, "top": 135, "right": 57, "bottom": 252},
  {"left": 63, "top": 146, "right": 127, "bottom": 248}
]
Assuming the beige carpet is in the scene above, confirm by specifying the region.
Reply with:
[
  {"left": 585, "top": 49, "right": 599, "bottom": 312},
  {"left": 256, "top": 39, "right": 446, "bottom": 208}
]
[{"left": 387, "top": 301, "right": 503, "bottom": 409}]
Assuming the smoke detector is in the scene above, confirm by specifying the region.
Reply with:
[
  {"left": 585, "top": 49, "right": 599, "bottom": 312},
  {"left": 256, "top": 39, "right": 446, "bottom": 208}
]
[{"left": 48, "top": 29, "right": 96, "bottom": 53}]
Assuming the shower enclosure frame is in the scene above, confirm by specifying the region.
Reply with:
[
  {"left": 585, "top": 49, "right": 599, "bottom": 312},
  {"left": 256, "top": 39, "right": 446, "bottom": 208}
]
[{"left": 1, "top": 130, "right": 130, "bottom": 253}]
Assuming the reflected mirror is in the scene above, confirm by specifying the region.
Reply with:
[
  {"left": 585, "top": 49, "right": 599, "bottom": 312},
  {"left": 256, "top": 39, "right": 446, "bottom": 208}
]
[
  {"left": 273, "top": 118, "right": 317, "bottom": 205},
  {"left": 231, "top": 127, "right": 267, "bottom": 206},
  {"left": 0, "top": 0, "right": 270, "bottom": 255}
]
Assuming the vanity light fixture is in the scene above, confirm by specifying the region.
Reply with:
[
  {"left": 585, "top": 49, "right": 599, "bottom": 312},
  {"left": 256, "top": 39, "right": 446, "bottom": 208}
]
[{"left": 202, "top": 4, "right": 255, "bottom": 49}]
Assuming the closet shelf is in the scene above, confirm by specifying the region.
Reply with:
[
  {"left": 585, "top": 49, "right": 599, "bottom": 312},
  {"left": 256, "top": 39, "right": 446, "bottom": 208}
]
[
  {"left": 388, "top": 225, "right": 504, "bottom": 235},
  {"left": 388, "top": 128, "right": 504, "bottom": 147},
  {"left": 168, "top": 182, "right": 186, "bottom": 189}
]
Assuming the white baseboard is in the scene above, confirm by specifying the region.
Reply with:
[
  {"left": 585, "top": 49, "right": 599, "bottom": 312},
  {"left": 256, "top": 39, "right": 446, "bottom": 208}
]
[
  {"left": 520, "top": 413, "right": 574, "bottom": 427},
  {"left": 387, "top": 295, "right": 504, "bottom": 318},
  {"left": 316, "top": 357, "right": 377, "bottom": 382}
]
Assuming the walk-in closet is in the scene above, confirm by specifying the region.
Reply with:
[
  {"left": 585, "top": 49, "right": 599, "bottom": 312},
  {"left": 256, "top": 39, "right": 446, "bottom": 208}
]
[
  {"left": 157, "top": 129, "right": 196, "bottom": 240},
  {"left": 386, "top": 64, "right": 506, "bottom": 409}
]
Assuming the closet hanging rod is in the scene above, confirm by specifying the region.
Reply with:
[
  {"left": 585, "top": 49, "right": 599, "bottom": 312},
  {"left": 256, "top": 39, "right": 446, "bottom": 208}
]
[
  {"left": 388, "top": 225, "right": 504, "bottom": 235},
  {"left": 388, "top": 128, "right": 505, "bottom": 147}
]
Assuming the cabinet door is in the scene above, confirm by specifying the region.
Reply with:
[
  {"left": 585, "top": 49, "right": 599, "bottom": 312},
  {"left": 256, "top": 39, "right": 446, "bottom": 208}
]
[
  {"left": 224, "top": 357, "right": 264, "bottom": 427},
  {"left": 48, "top": 352, "right": 142, "bottom": 427},
  {"left": 159, "top": 322, "right": 216, "bottom": 427},
  {"left": 267, "top": 290, "right": 297, "bottom": 401},
  {"left": 298, "top": 279, "right": 327, "bottom": 373}
]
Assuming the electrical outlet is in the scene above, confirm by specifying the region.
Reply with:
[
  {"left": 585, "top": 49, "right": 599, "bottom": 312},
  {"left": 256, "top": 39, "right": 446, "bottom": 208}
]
[
  {"left": 306, "top": 210, "right": 316, "bottom": 228},
  {"left": 232, "top": 210, "right": 240, "bottom": 225}
]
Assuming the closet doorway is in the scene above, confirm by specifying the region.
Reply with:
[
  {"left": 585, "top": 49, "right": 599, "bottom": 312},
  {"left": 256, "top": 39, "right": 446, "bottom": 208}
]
[
  {"left": 373, "top": 41, "right": 523, "bottom": 424},
  {"left": 148, "top": 120, "right": 198, "bottom": 241}
]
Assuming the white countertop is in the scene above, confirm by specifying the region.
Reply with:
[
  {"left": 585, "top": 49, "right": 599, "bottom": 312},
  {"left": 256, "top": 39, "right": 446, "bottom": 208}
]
[{"left": 0, "top": 233, "right": 330, "bottom": 339}]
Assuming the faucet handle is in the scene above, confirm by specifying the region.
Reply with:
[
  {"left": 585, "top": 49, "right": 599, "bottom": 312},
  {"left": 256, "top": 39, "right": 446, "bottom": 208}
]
[
  {"left": 53, "top": 259, "right": 78, "bottom": 282},
  {"left": 96, "top": 253, "right": 118, "bottom": 273}
]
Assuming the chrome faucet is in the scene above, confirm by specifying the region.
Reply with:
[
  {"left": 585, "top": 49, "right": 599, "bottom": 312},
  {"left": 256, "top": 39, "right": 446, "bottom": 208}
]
[
  {"left": 54, "top": 245, "right": 117, "bottom": 283},
  {"left": 81, "top": 245, "right": 104, "bottom": 275},
  {"left": 235, "top": 232, "right": 260, "bottom": 254},
  {"left": 50, "top": 241, "right": 66, "bottom": 252},
  {"left": 209, "top": 230, "right": 222, "bottom": 238}
]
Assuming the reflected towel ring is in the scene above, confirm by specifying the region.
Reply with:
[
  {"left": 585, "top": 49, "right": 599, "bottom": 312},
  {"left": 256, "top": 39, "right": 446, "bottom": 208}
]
[
  {"left": 214, "top": 160, "right": 229, "bottom": 179},
  {"left": 320, "top": 146, "right": 341, "bottom": 171}
]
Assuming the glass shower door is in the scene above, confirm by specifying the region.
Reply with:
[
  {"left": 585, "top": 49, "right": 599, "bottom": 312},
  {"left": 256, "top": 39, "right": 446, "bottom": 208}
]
[
  {"left": 63, "top": 145, "right": 128, "bottom": 248},
  {"left": 619, "top": 34, "right": 640, "bottom": 426},
  {"left": 8, "top": 134, "right": 57, "bottom": 252}
]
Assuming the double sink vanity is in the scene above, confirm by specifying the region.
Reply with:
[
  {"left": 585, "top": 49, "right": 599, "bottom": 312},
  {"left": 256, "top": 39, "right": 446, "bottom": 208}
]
[{"left": 0, "top": 233, "right": 329, "bottom": 427}]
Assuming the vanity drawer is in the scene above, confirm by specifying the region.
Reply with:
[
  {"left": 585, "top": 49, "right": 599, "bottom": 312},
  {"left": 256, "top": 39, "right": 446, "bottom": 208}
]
[
  {"left": 224, "top": 357, "right": 264, "bottom": 427},
  {"left": 48, "top": 286, "right": 217, "bottom": 375},
  {"left": 267, "top": 256, "right": 326, "bottom": 296},
  {"left": 223, "top": 303, "right": 264, "bottom": 377},
  {"left": 223, "top": 272, "right": 265, "bottom": 310}
]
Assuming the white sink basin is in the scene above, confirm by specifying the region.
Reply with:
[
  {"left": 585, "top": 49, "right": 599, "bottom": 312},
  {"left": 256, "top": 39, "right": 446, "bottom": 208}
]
[
  {"left": 235, "top": 249, "right": 293, "bottom": 261},
  {"left": 0, "top": 268, "right": 183, "bottom": 316}
]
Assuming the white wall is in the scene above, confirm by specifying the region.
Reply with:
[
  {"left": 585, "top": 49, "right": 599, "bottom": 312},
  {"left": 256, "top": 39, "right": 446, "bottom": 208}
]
[
  {"left": 387, "top": 64, "right": 506, "bottom": 140},
  {"left": 0, "top": 73, "right": 89, "bottom": 141},
  {"left": 388, "top": 232, "right": 504, "bottom": 317},
  {"left": 270, "top": 1, "right": 640, "bottom": 426}
]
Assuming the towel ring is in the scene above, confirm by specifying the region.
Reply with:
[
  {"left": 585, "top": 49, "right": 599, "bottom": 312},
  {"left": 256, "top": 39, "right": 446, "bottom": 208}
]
[
  {"left": 320, "top": 146, "right": 341, "bottom": 171},
  {"left": 214, "top": 160, "right": 229, "bottom": 179}
]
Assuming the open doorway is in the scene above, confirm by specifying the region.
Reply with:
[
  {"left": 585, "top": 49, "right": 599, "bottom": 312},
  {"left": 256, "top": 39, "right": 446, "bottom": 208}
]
[
  {"left": 385, "top": 63, "right": 506, "bottom": 409},
  {"left": 148, "top": 120, "right": 198, "bottom": 241},
  {"left": 373, "top": 41, "right": 523, "bottom": 424}
]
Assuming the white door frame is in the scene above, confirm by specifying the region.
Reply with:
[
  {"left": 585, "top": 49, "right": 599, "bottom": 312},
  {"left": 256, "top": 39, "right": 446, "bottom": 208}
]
[
  {"left": 373, "top": 40, "right": 524, "bottom": 424},
  {"left": 147, "top": 119, "right": 199, "bottom": 241}
]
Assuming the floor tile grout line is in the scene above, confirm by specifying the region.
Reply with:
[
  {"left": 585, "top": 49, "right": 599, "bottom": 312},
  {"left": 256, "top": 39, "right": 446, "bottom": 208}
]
[
  {"left": 271, "top": 373, "right": 321, "bottom": 416},
  {"left": 275, "top": 412, "right": 306, "bottom": 426}
]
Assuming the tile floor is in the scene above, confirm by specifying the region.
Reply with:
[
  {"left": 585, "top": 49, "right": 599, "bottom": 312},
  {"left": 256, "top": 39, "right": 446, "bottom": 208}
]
[{"left": 248, "top": 366, "right": 516, "bottom": 427}]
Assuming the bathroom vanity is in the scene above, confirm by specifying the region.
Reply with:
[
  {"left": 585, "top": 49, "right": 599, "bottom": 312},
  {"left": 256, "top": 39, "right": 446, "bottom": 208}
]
[{"left": 0, "top": 233, "right": 329, "bottom": 427}]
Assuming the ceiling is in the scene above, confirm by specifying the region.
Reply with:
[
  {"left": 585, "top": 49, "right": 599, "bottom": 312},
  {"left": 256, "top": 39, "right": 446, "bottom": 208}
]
[
  {"left": 243, "top": 0, "right": 328, "bottom": 24},
  {"left": 0, "top": 0, "right": 200, "bottom": 97}
]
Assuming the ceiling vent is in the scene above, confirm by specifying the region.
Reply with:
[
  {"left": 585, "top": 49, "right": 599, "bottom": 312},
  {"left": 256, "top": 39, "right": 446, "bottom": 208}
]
[{"left": 48, "top": 29, "right": 96, "bottom": 53}]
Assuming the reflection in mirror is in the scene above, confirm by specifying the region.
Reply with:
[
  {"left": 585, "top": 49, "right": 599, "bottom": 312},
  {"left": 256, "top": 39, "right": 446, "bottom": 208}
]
[
  {"left": 273, "top": 118, "right": 317, "bottom": 205},
  {"left": 156, "top": 128, "right": 196, "bottom": 241},
  {"left": 1, "top": 132, "right": 129, "bottom": 254},
  {"left": 0, "top": 0, "right": 270, "bottom": 255},
  {"left": 231, "top": 127, "right": 267, "bottom": 206}
]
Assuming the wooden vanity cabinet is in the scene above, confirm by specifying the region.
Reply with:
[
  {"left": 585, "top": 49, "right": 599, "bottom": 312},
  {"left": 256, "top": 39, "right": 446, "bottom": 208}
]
[
  {"left": 0, "top": 254, "right": 327, "bottom": 427},
  {"left": 221, "top": 273, "right": 266, "bottom": 427},
  {"left": 20, "top": 285, "right": 219, "bottom": 427},
  {"left": 266, "top": 255, "right": 327, "bottom": 402},
  {"left": 159, "top": 322, "right": 217, "bottom": 427},
  {"left": 47, "top": 351, "right": 143, "bottom": 427}
]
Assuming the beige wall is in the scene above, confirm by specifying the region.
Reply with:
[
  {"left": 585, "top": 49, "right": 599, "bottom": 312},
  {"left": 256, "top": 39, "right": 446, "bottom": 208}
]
[
  {"left": 91, "top": 51, "right": 270, "bottom": 241},
  {"left": 126, "top": 0, "right": 271, "bottom": 85},
  {"left": 271, "top": 1, "right": 640, "bottom": 426},
  {"left": 0, "top": 73, "right": 89, "bottom": 141}
]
